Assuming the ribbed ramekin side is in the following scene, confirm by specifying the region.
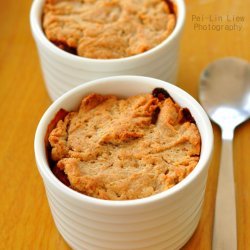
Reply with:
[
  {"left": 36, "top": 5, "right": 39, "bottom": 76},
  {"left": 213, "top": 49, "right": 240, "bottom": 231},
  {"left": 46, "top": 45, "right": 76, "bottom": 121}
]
[
  {"left": 47, "top": 191, "right": 203, "bottom": 250},
  {"left": 46, "top": 186, "right": 204, "bottom": 236},
  {"left": 42, "top": 168, "right": 206, "bottom": 250},
  {"left": 53, "top": 208, "right": 202, "bottom": 250},
  {"left": 36, "top": 36, "right": 180, "bottom": 100}
]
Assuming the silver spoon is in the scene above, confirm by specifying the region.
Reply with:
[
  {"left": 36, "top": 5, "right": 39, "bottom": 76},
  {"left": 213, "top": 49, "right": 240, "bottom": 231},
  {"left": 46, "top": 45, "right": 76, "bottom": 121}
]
[{"left": 199, "top": 57, "right": 250, "bottom": 250}]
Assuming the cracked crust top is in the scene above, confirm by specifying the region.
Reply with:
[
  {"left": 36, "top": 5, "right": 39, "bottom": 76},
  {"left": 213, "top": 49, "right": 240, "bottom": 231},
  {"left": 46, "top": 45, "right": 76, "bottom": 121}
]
[
  {"left": 48, "top": 91, "right": 201, "bottom": 200},
  {"left": 42, "top": 0, "right": 176, "bottom": 59}
]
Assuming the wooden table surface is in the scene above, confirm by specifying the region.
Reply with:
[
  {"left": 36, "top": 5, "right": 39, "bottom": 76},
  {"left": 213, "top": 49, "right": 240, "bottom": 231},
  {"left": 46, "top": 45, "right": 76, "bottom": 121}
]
[{"left": 0, "top": 0, "right": 249, "bottom": 249}]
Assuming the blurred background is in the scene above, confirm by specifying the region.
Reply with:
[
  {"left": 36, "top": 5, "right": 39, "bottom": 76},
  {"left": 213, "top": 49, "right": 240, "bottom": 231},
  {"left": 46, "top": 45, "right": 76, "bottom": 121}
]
[{"left": 0, "top": 0, "right": 249, "bottom": 249}]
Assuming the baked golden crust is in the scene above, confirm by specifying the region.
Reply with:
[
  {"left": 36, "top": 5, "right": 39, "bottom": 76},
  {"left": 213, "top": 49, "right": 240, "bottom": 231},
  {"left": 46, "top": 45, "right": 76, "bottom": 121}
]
[
  {"left": 48, "top": 92, "right": 201, "bottom": 200},
  {"left": 42, "top": 0, "right": 176, "bottom": 59}
]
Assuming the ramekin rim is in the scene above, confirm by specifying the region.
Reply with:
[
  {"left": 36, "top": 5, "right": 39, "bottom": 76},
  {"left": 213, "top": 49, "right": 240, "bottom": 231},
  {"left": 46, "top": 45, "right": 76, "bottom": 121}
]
[
  {"left": 30, "top": 0, "right": 186, "bottom": 65},
  {"left": 34, "top": 75, "right": 214, "bottom": 208}
]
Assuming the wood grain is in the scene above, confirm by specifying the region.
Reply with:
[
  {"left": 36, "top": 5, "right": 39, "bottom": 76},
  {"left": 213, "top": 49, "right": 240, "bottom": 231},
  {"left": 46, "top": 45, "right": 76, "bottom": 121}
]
[{"left": 0, "top": 0, "right": 249, "bottom": 249}]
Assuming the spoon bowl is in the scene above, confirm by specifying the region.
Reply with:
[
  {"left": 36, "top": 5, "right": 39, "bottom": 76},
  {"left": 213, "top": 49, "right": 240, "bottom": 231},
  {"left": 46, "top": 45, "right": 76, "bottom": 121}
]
[{"left": 200, "top": 57, "right": 250, "bottom": 133}]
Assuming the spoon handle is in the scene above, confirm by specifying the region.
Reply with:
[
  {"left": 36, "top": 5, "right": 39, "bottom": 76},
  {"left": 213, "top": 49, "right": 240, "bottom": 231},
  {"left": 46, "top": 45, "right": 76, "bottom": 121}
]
[{"left": 212, "top": 136, "right": 237, "bottom": 250}]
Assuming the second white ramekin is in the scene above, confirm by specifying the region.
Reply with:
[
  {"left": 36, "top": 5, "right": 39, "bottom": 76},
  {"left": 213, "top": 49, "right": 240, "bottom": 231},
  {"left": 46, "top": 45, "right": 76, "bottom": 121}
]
[{"left": 30, "top": 0, "right": 185, "bottom": 101}]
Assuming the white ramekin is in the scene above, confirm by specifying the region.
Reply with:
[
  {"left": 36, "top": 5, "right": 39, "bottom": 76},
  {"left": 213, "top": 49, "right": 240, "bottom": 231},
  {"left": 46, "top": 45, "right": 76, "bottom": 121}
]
[
  {"left": 34, "top": 76, "right": 213, "bottom": 250},
  {"left": 30, "top": 0, "right": 186, "bottom": 101}
]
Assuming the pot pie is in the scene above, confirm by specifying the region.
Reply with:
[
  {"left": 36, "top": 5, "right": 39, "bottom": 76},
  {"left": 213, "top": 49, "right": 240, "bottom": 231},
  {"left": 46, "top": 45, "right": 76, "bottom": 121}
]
[
  {"left": 42, "top": 0, "right": 176, "bottom": 59},
  {"left": 46, "top": 88, "right": 201, "bottom": 200}
]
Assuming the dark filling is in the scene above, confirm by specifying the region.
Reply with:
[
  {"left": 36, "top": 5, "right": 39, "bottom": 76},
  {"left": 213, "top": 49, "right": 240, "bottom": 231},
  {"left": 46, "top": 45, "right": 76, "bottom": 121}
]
[
  {"left": 164, "top": 0, "right": 176, "bottom": 14},
  {"left": 180, "top": 108, "right": 196, "bottom": 124},
  {"left": 45, "top": 108, "right": 70, "bottom": 186},
  {"left": 152, "top": 87, "right": 171, "bottom": 100},
  {"left": 151, "top": 107, "right": 160, "bottom": 124},
  {"left": 152, "top": 87, "right": 196, "bottom": 124},
  {"left": 52, "top": 166, "right": 70, "bottom": 186},
  {"left": 53, "top": 41, "right": 77, "bottom": 55}
]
